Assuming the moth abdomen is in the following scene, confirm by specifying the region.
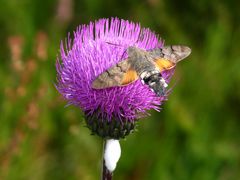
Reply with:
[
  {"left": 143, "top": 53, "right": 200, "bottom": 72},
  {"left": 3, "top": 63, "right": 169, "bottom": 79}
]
[{"left": 140, "top": 70, "right": 168, "bottom": 96}]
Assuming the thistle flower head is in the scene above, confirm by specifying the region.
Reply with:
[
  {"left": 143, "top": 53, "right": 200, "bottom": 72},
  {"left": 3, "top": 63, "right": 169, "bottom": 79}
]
[{"left": 56, "top": 18, "right": 174, "bottom": 139}]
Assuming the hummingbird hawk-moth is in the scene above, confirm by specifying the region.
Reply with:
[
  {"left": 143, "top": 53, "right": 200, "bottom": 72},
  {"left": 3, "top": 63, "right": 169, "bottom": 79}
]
[{"left": 92, "top": 45, "right": 191, "bottom": 96}]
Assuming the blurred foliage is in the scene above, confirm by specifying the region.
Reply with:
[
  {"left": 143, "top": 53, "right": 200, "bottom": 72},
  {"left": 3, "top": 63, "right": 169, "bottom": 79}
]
[{"left": 0, "top": 0, "right": 240, "bottom": 179}]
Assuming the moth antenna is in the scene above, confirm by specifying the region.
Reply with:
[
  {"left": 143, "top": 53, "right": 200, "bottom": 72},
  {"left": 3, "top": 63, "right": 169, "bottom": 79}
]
[
  {"left": 105, "top": 42, "right": 122, "bottom": 47},
  {"left": 105, "top": 42, "right": 128, "bottom": 60},
  {"left": 119, "top": 49, "right": 128, "bottom": 60}
]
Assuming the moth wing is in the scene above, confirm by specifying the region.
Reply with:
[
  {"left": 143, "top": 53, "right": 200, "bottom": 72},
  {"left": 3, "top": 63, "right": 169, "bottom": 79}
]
[
  {"left": 121, "top": 68, "right": 138, "bottom": 86},
  {"left": 161, "top": 45, "right": 191, "bottom": 63},
  {"left": 149, "top": 45, "right": 191, "bottom": 72},
  {"left": 92, "top": 58, "right": 138, "bottom": 89},
  {"left": 154, "top": 58, "right": 176, "bottom": 72}
]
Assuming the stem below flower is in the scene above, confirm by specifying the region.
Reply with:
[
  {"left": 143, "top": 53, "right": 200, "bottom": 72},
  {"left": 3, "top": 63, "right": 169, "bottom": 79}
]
[
  {"left": 102, "top": 139, "right": 121, "bottom": 180},
  {"left": 102, "top": 140, "right": 113, "bottom": 180},
  {"left": 102, "top": 160, "right": 113, "bottom": 180}
]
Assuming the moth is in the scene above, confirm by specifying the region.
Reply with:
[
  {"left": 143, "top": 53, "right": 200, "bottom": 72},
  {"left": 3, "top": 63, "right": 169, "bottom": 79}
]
[{"left": 92, "top": 45, "right": 191, "bottom": 96}]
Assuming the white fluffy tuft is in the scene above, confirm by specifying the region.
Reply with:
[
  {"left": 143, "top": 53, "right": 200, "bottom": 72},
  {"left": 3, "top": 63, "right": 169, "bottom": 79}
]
[{"left": 104, "top": 139, "right": 121, "bottom": 172}]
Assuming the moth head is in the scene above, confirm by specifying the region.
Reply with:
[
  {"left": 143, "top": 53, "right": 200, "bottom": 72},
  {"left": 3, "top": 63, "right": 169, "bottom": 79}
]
[{"left": 140, "top": 71, "right": 168, "bottom": 96}]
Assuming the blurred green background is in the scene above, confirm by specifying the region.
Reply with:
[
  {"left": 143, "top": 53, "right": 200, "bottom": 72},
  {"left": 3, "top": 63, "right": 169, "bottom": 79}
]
[{"left": 0, "top": 0, "right": 240, "bottom": 179}]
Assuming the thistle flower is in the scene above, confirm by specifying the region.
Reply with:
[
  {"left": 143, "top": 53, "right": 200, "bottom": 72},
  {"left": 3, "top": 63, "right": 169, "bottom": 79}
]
[{"left": 56, "top": 18, "right": 174, "bottom": 139}]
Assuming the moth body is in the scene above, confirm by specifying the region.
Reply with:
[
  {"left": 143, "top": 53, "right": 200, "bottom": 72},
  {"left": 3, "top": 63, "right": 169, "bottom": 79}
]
[
  {"left": 128, "top": 47, "right": 159, "bottom": 76},
  {"left": 92, "top": 45, "right": 191, "bottom": 96}
]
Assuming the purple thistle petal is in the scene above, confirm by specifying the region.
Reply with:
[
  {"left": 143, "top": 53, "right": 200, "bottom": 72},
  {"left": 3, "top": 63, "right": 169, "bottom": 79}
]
[{"left": 56, "top": 18, "right": 172, "bottom": 123}]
